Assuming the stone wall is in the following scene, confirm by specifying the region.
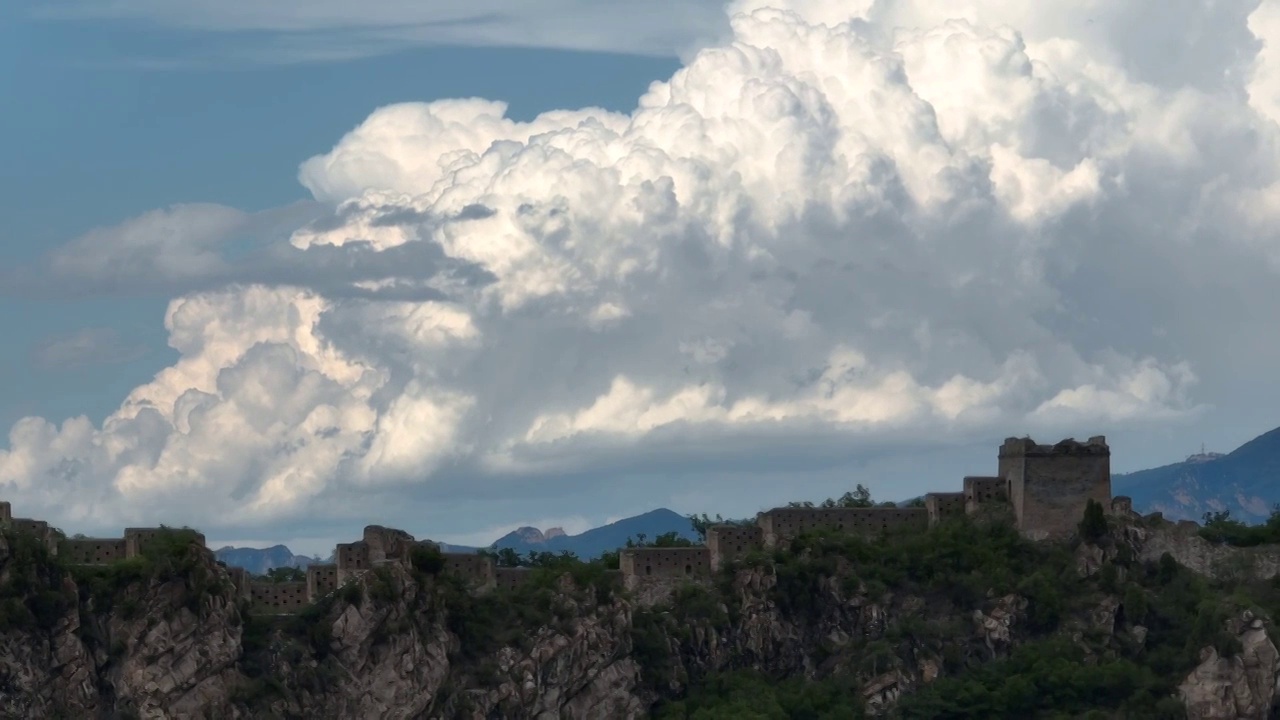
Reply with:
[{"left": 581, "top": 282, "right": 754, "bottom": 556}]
[
  {"left": 225, "top": 566, "right": 252, "bottom": 602},
  {"left": 59, "top": 538, "right": 126, "bottom": 565},
  {"left": 1111, "top": 496, "right": 1135, "bottom": 517},
  {"left": 619, "top": 547, "right": 712, "bottom": 604},
  {"left": 123, "top": 528, "right": 208, "bottom": 559},
  {"left": 442, "top": 552, "right": 496, "bottom": 590},
  {"left": 11, "top": 519, "right": 56, "bottom": 553},
  {"left": 336, "top": 542, "right": 371, "bottom": 585},
  {"left": 0, "top": 501, "right": 10, "bottom": 523},
  {"left": 495, "top": 567, "right": 532, "bottom": 593},
  {"left": 962, "top": 476, "right": 1005, "bottom": 515},
  {"left": 758, "top": 507, "right": 929, "bottom": 547},
  {"left": 707, "top": 524, "right": 764, "bottom": 570},
  {"left": 307, "top": 563, "right": 339, "bottom": 600},
  {"left": 362, "top": 526, "right": 416, "bottom": 564},
  {"left": 250, "top": 581, "right": 309, "bottom": 614},
  {"left": 1001, "top": 436, "right": 1111, "bottom": 541},
  {"left": 925, "top": 492, "right": 966, "bottom": 526},
  {"left": 619, "top": 547, "right": 711, "bottom": 581}
]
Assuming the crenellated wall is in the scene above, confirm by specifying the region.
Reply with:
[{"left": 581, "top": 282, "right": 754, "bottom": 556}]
[{"left": 707, "top": 524, "right": 764, "bottom": 570}]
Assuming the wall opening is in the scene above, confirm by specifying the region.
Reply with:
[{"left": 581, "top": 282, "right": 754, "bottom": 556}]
[{"left": 685, "top": 564, "right": 692, "bottom": 575}]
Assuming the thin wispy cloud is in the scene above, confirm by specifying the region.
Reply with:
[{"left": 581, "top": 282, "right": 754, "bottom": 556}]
[
  {"left": 29, "top": 328, "right": 149, "bottom": 371},
  {"left": 27, "top": 0, "right": 731, "bottom": 63}
]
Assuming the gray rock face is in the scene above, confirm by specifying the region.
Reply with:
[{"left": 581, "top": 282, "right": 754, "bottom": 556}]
[{"left": 1180, "top": 612, "right": 1280, "bottom": 720}]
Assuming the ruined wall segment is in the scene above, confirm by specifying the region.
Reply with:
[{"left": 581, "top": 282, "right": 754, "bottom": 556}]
[
  {"left": 225, "top": 565, "right": 252, "bottom": 602},
  {"left": 1110, "top": 496, "right": 1135, "bottom": 517},
  {"left": 707, "top": 524, "right": 764, "bottom": 570},
  {"left": 306, "top": 563, "right": 339, "bottom": 601},
  {"left": 336, "top": 541, "right": 370, "bottom": 585},
  {"left": 0, "top": 502, "right": 10, "bottom": 524},
  {"left": 1001, "top": 436, "right": 1111, "bottom": 541},
  {"left": 59, "top": 538, "right": 126, "bottom": 565},
  {"left": 758, "top": 507, "right": 928, "bottom": 547},
  {"left": 12, "top": 519, "right": 57, "bottom": 554},
  {"left": 925, "top": 492, "right": 966, "bottom": 526},
  {"left": 962, "top": 476, "right": 1005, "bottom": 515},
  {"left": 442, "top": 552, "right": 496, "bottom": 591},
  {"left": 250, "top": 582, "right": 309, "bottom": 614},
  {"left": 495, "top": 567, "right": 532, "bottom": 593},
  {"left": 362, "top": 526, "right": 416, "bottom": 565},
  {"left": 123, "top": 528, "right": 207, "bottom": 558},
  {"left": 619, "top": 547, "right": 711, "bottom": 581}
]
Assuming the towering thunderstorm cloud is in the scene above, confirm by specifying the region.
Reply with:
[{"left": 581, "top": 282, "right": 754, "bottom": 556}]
[{"left": 5, "top": 0, "right": 1280, "bottom": 539}]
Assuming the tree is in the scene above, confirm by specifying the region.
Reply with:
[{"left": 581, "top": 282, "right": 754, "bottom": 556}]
[
  {"left": 788, "top": 484, "right": 875, "bottom": 509},
  {"left": 264, "top": 566, "right": 305, "bottom": 583},
  {"left": 690, "top": 513, "right": 725, "bottom": 542},
  {"left": 1079, "top": 499, "right": 1108, "bottom": 542},
  {"left": 626, "top": 531, "right": 694, "bottom": 549},
  {"left": 494, "top": 548, "right": 523, "bottom": 567}
]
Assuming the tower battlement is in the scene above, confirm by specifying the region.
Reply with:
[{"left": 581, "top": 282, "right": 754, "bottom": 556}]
[{"left": 999, "top": 436, "right": 1110, "bottom": 458}]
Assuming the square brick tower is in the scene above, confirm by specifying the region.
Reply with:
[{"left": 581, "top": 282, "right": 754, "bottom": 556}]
[{"left": 999, "top": 436, "right": 1111, "bottom": 540}]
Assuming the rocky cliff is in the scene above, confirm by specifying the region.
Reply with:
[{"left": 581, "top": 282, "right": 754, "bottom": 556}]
[{"left": 1, "top": 514, "right": 1279, "bottom": 719}]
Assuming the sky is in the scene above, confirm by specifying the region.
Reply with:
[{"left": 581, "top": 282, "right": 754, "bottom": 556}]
[{"left": 2, "top": 0, "right": 1279, "bottom": 557}]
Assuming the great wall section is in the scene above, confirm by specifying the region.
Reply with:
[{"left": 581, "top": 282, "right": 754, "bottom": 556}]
[{"left": 3, "top": 434, "right": 1279, "bottom": 614}]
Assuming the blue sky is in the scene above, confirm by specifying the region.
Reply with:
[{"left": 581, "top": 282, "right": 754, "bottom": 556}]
[
  {"left": 3, "top": 0, "right": 1280, "bottom": 555},
  {"left": 0, "top": 5, "right": 678, "bottom": 433}
]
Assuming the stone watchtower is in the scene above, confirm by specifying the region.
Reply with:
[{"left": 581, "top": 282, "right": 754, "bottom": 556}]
[{"left": 999, "top": 436, "right": 1111, "bottom": 541}]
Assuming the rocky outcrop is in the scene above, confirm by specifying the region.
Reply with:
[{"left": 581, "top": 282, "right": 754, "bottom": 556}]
[
  {"left": 1132, "top": 521, "right": 1280, "bottom": 581},
  {"left": 4, "top": 516, "right": 1280, "bottom": 718},
  {"left": 1180, "top": 611, "right": 1280, "bottom": 720},
  {"left": 0, "top": 531, "right": 243, "bottom": 719}
]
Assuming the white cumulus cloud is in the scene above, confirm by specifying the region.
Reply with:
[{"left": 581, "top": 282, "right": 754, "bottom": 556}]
[{"left": 6, "top": 0, "right": 1280, "bottom": 545}]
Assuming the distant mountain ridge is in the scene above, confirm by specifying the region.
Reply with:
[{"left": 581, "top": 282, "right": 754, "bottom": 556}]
[
  {"left": 1114, "top": 425, "right": 1280, "bottom": 523},
  {"left": 215, "top": 508, "right": 698, "bottom": 574},
  {"left": 488, "top": 508, "right": 699, "bottom": 559},
  {"left": 213, "top": 545, "right": 320, "bottom": 575}
]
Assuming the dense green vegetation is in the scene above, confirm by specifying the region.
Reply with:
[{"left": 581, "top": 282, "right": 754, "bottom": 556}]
[
  {"left": 4, "top": 498, "right": 1280, "bottom": 719},
  {"left": 638, "top": 496, "right": 1280, "bottom": 719},
  {"left": 1200, "top": 506, "right": 1280, "bottom": 546}
]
